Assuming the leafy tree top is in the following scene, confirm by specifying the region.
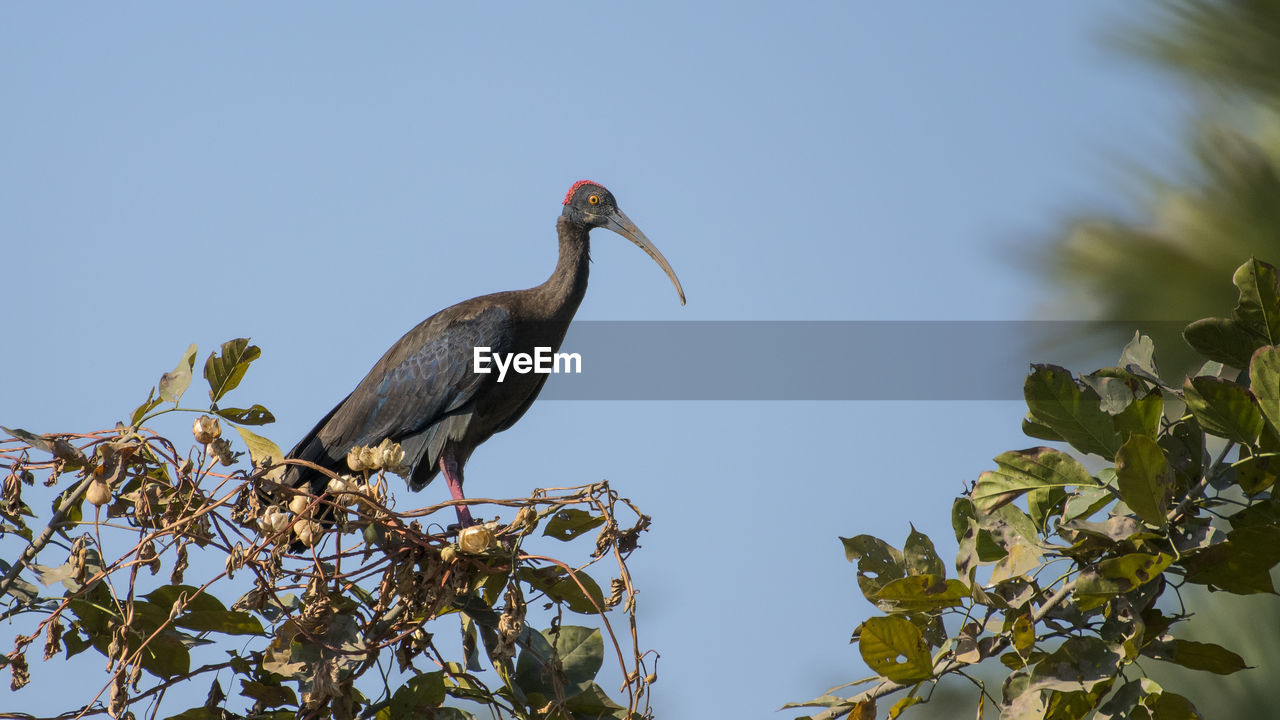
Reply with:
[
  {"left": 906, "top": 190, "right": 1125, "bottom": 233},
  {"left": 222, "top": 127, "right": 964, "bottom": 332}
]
[
  {"left": 790, "top": 258, "right": 1280, "bottom": 720},
  {"left": 1, "top": 339, "right": 655, "bottom": 720}
]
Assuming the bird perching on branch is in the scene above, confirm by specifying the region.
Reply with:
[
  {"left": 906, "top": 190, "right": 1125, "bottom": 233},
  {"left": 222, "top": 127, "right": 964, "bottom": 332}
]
[{"left": 282, "top": 181, "right": 685, "bottom": 529}]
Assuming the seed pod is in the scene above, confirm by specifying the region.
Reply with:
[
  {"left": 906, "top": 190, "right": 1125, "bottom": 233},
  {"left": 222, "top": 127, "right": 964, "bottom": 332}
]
[
  {"left": 192, "top": 416, "right": 221, "bottom": 444},
  {"left": 86, "top": 479, "right": 112, "bottom": 507},
  {"left": 346, "top": 447, "right": 365, "bottom": 472},
  {"left": 458, "top": 525, "right": 494, "bottom": 554},
  {"left": 260, "top": 507, "right": 284, "bottom": 534},
  {"left": 377, "top": 439, "right": 405, "bottom": 471},
  {"left": 206, "top": 438, "right": 236, "bottom": 466},
  {"left": 272, "top": 508, "right": 292, "bottom": 533},
  {"left": 288, "top": 494, "right": 310, "bottom": 516},
  {"left": 515, "top": 506, "right": 537, "bottom": 527},
  {"left": 296, "top": 520, "right": 322, "bottom": 547}
]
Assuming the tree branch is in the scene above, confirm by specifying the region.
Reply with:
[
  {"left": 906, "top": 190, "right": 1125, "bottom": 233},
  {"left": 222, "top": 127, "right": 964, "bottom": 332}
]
[
  {"left": 0, "top": 474, "right": 93, "bottom": 603},
  {"left": 845, "top": 579, "right": 1078, "bottom": 707}
]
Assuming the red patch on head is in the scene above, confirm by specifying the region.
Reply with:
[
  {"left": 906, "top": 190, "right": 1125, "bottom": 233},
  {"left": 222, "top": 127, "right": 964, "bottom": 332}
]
[{"left": 563, "top": 179, "right": 604, "bottom": 205}]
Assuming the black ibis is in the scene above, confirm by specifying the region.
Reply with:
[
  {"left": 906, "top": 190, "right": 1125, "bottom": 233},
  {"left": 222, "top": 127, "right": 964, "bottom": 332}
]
[{"left": 282, "top": 180, "right": 684, "bottom": 530}]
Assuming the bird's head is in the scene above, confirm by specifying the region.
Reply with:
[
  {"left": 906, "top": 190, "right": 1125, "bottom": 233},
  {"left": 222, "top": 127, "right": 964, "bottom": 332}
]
[{"left": 561, "top": 180, "right": 686, "bottom": 305}]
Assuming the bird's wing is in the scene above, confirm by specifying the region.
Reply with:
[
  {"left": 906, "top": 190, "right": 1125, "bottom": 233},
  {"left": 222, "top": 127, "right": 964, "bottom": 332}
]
[{"left": 285, "top": 305, "right": 514, "bottom": 480}]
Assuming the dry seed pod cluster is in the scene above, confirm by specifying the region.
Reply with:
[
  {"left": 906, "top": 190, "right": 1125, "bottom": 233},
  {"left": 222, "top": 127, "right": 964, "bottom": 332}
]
[
  {"left": 346, "top": 438, "right": 407, "bottom": 475},
  {"left": 258, "top": 442, "right": 396, "bottom": 545}
]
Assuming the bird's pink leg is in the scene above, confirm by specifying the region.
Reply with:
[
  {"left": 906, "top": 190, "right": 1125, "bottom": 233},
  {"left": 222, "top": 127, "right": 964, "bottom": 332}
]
[{"left": 439, "top": 452, "right": 475, "bottom": 527}]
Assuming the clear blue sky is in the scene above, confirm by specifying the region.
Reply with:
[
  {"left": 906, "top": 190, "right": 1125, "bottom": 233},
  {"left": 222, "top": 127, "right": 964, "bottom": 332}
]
[{"left": 1, "top": 4, "right": 1185, "bottom": 717}]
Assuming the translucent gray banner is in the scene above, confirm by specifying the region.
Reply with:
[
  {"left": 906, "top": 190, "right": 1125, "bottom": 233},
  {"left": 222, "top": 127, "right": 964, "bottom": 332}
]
[{"left": 523, "top": 321, "right": 1189, "bottom": 401}]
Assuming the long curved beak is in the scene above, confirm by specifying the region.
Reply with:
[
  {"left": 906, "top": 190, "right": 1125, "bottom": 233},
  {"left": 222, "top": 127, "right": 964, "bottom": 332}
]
[{"left": 603, "top": 208, "right": 687, "bottom": 305}]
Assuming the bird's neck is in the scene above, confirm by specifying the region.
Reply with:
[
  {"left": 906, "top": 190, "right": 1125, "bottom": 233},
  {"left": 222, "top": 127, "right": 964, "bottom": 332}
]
[{"left": 533, "top": 216, "right": 591, "bottom": 320}]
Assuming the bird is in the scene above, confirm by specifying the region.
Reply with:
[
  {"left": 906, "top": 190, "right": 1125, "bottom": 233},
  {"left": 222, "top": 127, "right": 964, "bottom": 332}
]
[{"left": 281, "top": 180, "right": 685, "bottom": 530}]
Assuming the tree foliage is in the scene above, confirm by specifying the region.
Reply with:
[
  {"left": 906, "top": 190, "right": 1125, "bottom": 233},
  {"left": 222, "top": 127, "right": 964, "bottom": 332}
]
[
  {"left": 0, "top": 340, "right": 655, "bottom": 719},
  {"left": 790, "top": 258, "right": 1280, "bottom": 720},
  {"left": 1038, "top": 0, "right": 1280, "bottom": 377}
]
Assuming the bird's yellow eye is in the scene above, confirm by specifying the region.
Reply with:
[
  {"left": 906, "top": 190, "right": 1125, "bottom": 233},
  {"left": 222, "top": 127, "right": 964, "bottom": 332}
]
[{"left": 588, "top": 194, "right": 600, "bottom": 205}]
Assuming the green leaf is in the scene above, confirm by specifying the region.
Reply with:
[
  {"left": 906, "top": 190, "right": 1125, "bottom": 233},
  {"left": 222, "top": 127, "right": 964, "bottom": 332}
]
[
  {"left": 130, "top": 387, "right": 164, "bottom": 427},
  {"left": 1236, "top": 433, "right": 1280, "bottom": 496},
  {"left": 840, "top": 535, "right": 905, "bottom": 599},
  {"left": 902, "top": 525, "right": 944, "bottom": 578},
  {"left": 1, "top": 426, "right": 51, "bottom": 453},
  {"left": 514, "top": 626, "right": 604, "bottom": 697},
  {"left": 980, "top": 504, "right": 1041, "bottom": 560},
  {"left": 1115, "top": 435, "right": 1172, "bottom": 525},
  {"left": 1099, "top": 552, "right": 1174, "bottom": 586},
  {"left": 1076, "top": 553, "right": 1173, "bottom": 600},
  {"left": 0, "top": 560, "right": 40, "bottom": 604},
  {"left": 517, "top": 567, "right": 605, "bottom": 614},
  {"left": 159, "top": 343, "right": 198, "bottom": 403},
  {"left": 234, "top": 426, "right": 284, "bottom": 480},
  {"left": 1149, "top": 691, "right": 1204, "bottom": 720},
  {"left": 1081, "top": 372, "right": 1135, "bottom": 415},
  {"left": 215, "top": 404, "right": 276, "bottom": 426},
  {"left": 1183, "top": 526, "right": 1280, "bottom": 594},
  {"left": 1119, "top": 332, "right": 1162, "bottom": 384},
  {"left": 203, "top": 338, "right": 261, "bottom": 403},
  {"left": 871, "top": 575, "right": 967, "bottom": 612},
  {"left": 162, "top": 708, "right": 222, "bottom": 720},
  {"left": 1026, "top": 636, "right": 1121, "bottom": 693},
  {"left": 563, "top": 682, "right": 625, "bottom": 717},
  {"left": 1060, "top": 515, "right": 1146, "bottom": 545},
  {"left": 1249, "top": 345, "right": 1280, "bottom": 437},
  {"left": 1182, "top": 317, "right": 1261, "bottom": 369},
  {"left": 1023, "top": 364, "right": 1122, "bottom": 459},
  {"left": 1046, "top": 687, "right": 1113, "bottom": 720},
  {"left": 1011, "top": 613, "right": 1034, "bottom": 657},
  {"left": 239, "top": 679, "right": 298, "bottom": 708},
  {"left": 1001, "top": 672, "right": 1041, "bottom": 717},
  {"left": 952, "top": 499, "right": 982, "bottom": 579},
  {"left": 1141, "top": 638, "right": 1249, "bottom": 675},
  {"left": 174, "top": 609, "right": 264, "bottom": 636},
  {"left": 542, "top": 508, "right": 606, "bottom": 542},
  {"left": 137, "top": 632, "right": 191, "bottom": 679},
  {"left": 973, "top": 447, "right": 1095, "bottom": 513},
  {"left": 1062, "top": 485, "right": 1115, "bottom": 523},
  {"left": 889, "top": 696, "right": 920, "bottom": 719},
  {"left": 1025, "top": 483, "right": 1067, "bottom": 531},
  {"left": 1022, "top": 413, "right": 1065, "bottom": 442},
  {"left": 513, "top": 629, "right": 556, "bottom": 699},
  {"left": 555, "top": 627, "right": 606, "bottom": 688},
  {"left": 1097, "top": 678, "right": 1161, "bottom": 720},
  {"left": 51, "top": 483, "right": 84, "bottom": 528},
  {"left": 1160, "top": 419, "right": 1206, "bottom": 489},
  {"left": 389, "top": 671, "right": 446, "bottom": 713},
  {"left": 32, "top": 561, "right": 77, "bottom": 588},
  {"left": 1228, "top": 501, "right": 1280, "bottom": 531},
  {"left": 1182, "top": 376, "right": 1265, "bottom": 445},
  {"left": 990, "top": 541, "right": 1043, "bottom": 585},
  {"left": 144, "top": 585, "right": 229, "bottom": 613},
  {"left": 1112, "top": 387, "right": 1164, "bottom": 442},
  {"left": 1230, "top": 258, "right": 1280, "bottom": 343},
  {"left": 856, "top": 615, "right": 932, "bottom": 684}
]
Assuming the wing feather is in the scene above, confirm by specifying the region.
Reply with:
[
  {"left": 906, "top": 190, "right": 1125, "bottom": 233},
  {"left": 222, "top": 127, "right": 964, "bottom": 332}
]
[{"left": 283, "top": 304, "right": 512, "bottom": 492}]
